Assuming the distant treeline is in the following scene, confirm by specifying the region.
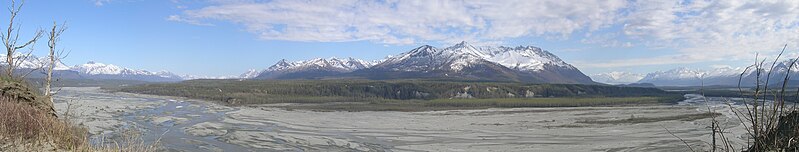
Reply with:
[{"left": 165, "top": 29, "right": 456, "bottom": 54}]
[
  {"left": 669, "top": 88, "right": 799, "bottom": 103},
  {"left": 115, "top": 79, "right": 681, "bottom": 105}
]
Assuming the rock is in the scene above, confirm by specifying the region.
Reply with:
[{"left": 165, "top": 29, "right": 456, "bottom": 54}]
[{"left": 0, "top": 79, "right": 56, "bottom": 117}]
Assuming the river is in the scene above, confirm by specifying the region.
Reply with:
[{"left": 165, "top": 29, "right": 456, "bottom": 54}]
[{"left": 53, "top": 87, "right": 750, "bottom": 152}]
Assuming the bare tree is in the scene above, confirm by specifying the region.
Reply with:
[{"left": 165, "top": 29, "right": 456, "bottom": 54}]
[
  {"left": 45, "top": 21, "right": 66, "bottom": 103},
  {"left": 1, "top": 0, "right": 43, "bottom": 78}
]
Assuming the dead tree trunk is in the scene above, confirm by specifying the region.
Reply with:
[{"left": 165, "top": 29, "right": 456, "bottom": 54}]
[
  {"left": 1, "top": 0, "right": 42, "bottom": 78},
  {"left": 45, "top": 22, "right": 65, "bottom": 102}
]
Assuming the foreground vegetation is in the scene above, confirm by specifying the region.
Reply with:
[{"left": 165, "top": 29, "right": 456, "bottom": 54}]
[
  {"left": 0, "top": 78, "right": 159, "bottom": 151},
  {"left": 0, "top": 100, "right": 88, "bottom": 151}
]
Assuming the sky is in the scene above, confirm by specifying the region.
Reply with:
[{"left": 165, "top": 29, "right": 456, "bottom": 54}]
[{"left": 8, "top": 0, "right": 799, "bottom": 77}]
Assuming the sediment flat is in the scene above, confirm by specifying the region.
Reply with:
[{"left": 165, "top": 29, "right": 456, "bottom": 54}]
[{"left": 54, "top": 87, "right": 748, "bottom": 152}]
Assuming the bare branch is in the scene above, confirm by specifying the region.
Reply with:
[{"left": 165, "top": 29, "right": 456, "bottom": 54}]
[
  {"left": 663, "top": 126, "right": 696, "bottom": 152},
  {"left": 2, "top": 0, "right": 42, "bottom": 79}
]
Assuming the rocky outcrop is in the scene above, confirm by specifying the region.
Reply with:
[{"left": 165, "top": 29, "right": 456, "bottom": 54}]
[{"left": 0, "top": 79, "right": 55, "bottom": 117}]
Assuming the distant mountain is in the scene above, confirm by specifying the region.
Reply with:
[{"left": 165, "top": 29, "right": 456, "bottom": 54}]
[
  {"left": 239, "top": 69, "right": 261, "bottom": 79},
  {"left": 66, "top": 61, "right": 183, "bottom": 82},
  {"left": 0, "top": 53, "right": 185, "bottom": 82},
  {"left": 73, "top": 62, "right": 180, "bottom": 78},
  {"left": 755, "top": 60, "right": 799, "bottom": 87},
  {"left": 590, "top": 72, "right": 645, "bottom": 84},
  {"left": 249, "top": 41, "right": 595, "bottom": 84},
  {"left": 253, "top": 57, "right": 375, "bottom": 79},
  {"left": 0, "top": 54, "right": 71, "bottom": 70},
  {"left": 636, "top": 66, "right": 754, "bottom": 87},
  {"left": 638, "top": 67, "right": 705, "bottom": 86}
]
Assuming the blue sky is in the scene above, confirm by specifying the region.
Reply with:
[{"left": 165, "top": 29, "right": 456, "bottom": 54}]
[{"left": 9, "top": 0, "right": 799, "bottom": 77}]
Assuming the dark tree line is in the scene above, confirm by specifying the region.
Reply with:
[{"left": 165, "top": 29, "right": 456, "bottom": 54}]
[{"left": 117, "top": 79, "right": 676, "bottom": 105}]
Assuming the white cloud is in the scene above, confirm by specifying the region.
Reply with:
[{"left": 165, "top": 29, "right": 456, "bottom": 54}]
[
  {"left": 170, "top": 0, "right": 627, "bottom": 45},
  {"left": 167, "top": 15, "right": 214, "bottom": 26},
  {"left": 580, "top": 33, "right": 634, "bottom": 48},
  {"left": 619, "top": 0, "right": 799, "bottom": 66},
  {"left": 93, "top": 0, "right": 111, "bottom": 6},
  {"left": 169, "top": 0, "right": 799, "bottom": 68}
]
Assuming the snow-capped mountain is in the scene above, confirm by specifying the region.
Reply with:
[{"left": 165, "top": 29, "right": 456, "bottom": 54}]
[
  {"left": 248, "top": 42, "right": 593, "bottom": 83},
  {"left": 0, "top": 54, "right": 71, "bottom": 70},
  {"left": 0, "top": 53, "right": 185, "bottom": 82},
  {"left": 372, "top": 41, "right": 575, "bottom": 72},
  {"left": 239, "top": 69, "right": 261, "bottom": 79},
  {"left": 265, "top": 57, "right": 373, "bottom": 73},
  {"left": 72, "top": 61, "right": 166, "bottom": 76},
  {"left": 590, "top": 72, "right": 645, "bottom": 84},
  {"left": 254, "top": 57, "right": 375, "bottom": 79},
  {"left": 642, "top": 67, "right": 704, "bottom": 80},
  {"left": 478, "top": 45, "right": 573, "bottom": 72},
  {"left": 360, "top": 41, "right": 593, "bottom": 83},
  {"left": 69, "top": 61, "right": 182, "bottom": 82},
  {"left": 636, "top": 66, "right": 753, "bottom": 86}
]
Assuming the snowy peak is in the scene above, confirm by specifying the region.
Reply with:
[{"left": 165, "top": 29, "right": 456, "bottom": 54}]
[
  {"left": 376, "top": 42, "right": 575, "bottom": 72},
  {"left": 249, "top": 42, "right": 594, "bottom": 84},
  {"left": 265, "top": 57, "right": 374, "bottom": 73},
  {"left": 375, "top": 43, "right": 485, "bottom": 72},
  {"left": 0, "top": 54, "right": 70, "bottom": 70},
  {"left": 480, "top": 45, "right": 572, "bottom": 72},
  {"left": 641, "top": 67, "right": 704, "bottom": 81},
  {"left": 239, "top": 69, "right": 261, "bottom": 79},
  {"left": 641, "top": 66, "right": 747, "bottom": 82},
  {"left": 636, "top": 66, "right": 757, "bottom": 86},
  {"left": 444, "top": 41, "right": 489, "bottom": 58},
  {"left": 72, "top": 61, "right": 127, "bottom": 75},
  {"left": 771, "top": 59, "right": 799, "bottom": 74},
  {"left": 71, "top": 61, "right": 181, "bottom": 79},
  {"left": 590, "top": 72, "right": 644, "bottom": 84}
]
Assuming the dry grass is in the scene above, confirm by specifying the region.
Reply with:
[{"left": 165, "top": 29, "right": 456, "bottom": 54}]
[
  {"left": 0, "top": 98, "right": 91, "bottom": 151},
  {"left": 0, "top": 96, "right": 159, "bottom": 151}
]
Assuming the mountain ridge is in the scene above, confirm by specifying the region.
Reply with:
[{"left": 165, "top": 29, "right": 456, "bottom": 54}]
[{"left": 251, "top": 42, "right": 596, "bottom": 84}]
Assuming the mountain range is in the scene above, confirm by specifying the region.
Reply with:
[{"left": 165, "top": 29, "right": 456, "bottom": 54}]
[
  {"left": 0, "top": 54, "right": 187, "bottom": 82},
  {"left": 590, "top": 72, "right": 645, "bottom": 85},
  {"left": 247, "top": 41, "right": 595, "bottom": 84},
  {"left": 2, "top": 42, "right": 598, "bottom": 84},
  {"left": 250, "top": 57, "right": 376, "bottom": 79},
  {"left": 590, "top": 61, "right": 799, "bottom": 87}
]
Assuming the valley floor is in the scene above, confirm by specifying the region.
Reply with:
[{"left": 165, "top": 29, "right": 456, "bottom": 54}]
[{"left": 54, "top": 87, "right": 748, "bottom": 152}]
